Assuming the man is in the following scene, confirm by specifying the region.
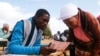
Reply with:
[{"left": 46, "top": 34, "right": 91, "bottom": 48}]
[
  {"left": 7, "top": 9, "right": 56, "bottom": 55},
  {"left": 59, "top": 4, "right": 100, "bottom": 56},
  {"left": 53, "top": 31, "right": 61, "bottom": 41},
  {"left": 60, "top": 30, "right": 69, "bottom": 42},
  {"left": 0, "top": 23, "right": 11, "bottom": 39}
]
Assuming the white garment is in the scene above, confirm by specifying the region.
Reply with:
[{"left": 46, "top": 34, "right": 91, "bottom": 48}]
[
  {"left": 56, "top": 34, "right": 60, "bottom": 40},
  {"left": 60, "top": 34, "right": 67, "bottom": 42},
  {"left": 60, "top": 3, "right": 78, "bottom": 20}
]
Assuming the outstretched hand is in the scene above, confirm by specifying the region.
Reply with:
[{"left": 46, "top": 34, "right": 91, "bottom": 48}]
[{"left": 40, "top": 46, "right": 56, "bottom": 55}]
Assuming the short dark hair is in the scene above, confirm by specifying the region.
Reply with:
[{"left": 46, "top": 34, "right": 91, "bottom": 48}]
[
  {"left": 35, "top": 9, "right": 50, "bottom": 17},
  {"left": 57, "top": 31, "right": 60, "bottom": 34}
]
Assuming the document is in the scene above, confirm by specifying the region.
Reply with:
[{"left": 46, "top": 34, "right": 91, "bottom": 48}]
[{"left": 49, "top": 40, "right": 70, "bottom": 51}]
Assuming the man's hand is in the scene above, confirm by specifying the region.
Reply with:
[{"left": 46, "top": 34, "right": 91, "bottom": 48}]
[{"left": 40, "top": 46, "right": 56, "bottom": 55}]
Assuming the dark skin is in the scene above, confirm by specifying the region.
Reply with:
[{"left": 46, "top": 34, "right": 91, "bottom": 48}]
[
  {"left": 34, "top": 14, "right": 49, "bottom": 31},
  {"left": 34, "top": 14, "right": 56, "bottom": 55}
]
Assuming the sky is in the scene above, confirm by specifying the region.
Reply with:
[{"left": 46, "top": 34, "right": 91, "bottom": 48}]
[{"left": 0, "top": 0, "right": 100, "bottom": 35}]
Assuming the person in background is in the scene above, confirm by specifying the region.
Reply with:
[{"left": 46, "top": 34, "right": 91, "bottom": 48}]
[
  {"left": 0, "top": 23, "right": 11, "bottom": 39},
  {"left": 6, "top": 9, "right": 56, "bottom": 55},
  {"left": 60, "top": 30, "right": 69, "bottom": 42},
  {"left": 53, "top": 31, "right": 61, "bottom": 41},
  {"left": 59, "top": 3, "right": 100, "bottom": 56}
]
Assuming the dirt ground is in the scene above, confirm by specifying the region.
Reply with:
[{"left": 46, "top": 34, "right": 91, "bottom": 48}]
[{"left": 41, "top": 39, "right": 53, "bottom": 45}]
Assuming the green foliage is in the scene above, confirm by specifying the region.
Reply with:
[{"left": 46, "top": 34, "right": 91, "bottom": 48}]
[{"left": 43, "top": 25, "right": 52, "bottom": 37}]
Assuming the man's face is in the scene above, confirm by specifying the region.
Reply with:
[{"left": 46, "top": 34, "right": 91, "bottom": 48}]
[
  {"left": 63, "top": 15, "right": 78, "bottom": 29},
  {"left": 36, "top": 14, "right": 49, "bottom": 30}
]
